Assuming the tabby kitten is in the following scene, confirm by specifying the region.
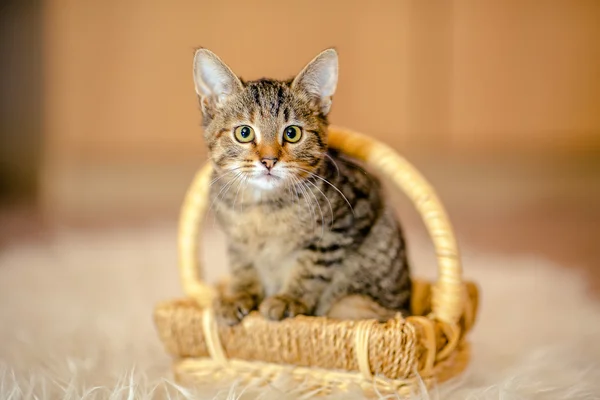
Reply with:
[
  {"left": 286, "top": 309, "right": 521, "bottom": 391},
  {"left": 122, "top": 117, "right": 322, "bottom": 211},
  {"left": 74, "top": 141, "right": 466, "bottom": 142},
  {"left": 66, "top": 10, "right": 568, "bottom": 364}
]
[{"left": 193, "top": 48, "right": 411, "bottom": 325}]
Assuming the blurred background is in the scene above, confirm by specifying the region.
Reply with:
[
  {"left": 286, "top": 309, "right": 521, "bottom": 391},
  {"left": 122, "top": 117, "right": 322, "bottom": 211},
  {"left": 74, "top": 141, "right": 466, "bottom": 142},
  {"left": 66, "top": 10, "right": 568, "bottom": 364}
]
[{"left": 1, "top": 1, "right": 599, "bottom": 289}]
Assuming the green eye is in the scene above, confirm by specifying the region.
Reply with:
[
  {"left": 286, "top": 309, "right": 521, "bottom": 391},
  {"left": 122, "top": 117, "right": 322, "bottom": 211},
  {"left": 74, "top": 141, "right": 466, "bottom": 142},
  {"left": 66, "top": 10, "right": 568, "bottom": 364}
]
[
  {"left": 234, "top": 125, "right": 255, "bottom": 143},
  {"left": 284, "top": 125, "right": 302, "bottom": 143}
]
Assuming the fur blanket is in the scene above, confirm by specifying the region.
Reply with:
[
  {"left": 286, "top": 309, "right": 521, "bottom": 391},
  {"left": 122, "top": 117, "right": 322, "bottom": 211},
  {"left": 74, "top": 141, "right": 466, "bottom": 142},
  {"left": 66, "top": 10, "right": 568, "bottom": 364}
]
[{"left": 1, "top": 223, "right": 599, "bottom": 399}]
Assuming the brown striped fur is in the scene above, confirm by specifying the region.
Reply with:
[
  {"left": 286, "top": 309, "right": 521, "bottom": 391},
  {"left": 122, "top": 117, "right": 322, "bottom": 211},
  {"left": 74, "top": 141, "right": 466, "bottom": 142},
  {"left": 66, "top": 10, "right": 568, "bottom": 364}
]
[{"left": 193, "top": 48, "right": 411, "bottom": 324}]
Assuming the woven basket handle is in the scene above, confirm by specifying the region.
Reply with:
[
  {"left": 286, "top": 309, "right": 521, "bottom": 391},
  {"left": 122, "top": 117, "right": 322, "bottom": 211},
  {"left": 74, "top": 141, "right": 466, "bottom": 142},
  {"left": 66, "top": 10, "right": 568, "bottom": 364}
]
[{"left": 178, "top": 126, "right": 465, "bottom": 325}]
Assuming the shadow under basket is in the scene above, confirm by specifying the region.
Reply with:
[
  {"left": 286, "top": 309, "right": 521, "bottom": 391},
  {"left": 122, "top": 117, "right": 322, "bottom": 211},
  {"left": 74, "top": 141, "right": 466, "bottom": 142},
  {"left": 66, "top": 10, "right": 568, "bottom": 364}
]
[{"left": 153, "top": 126, "right": 480, "bottom": 397}]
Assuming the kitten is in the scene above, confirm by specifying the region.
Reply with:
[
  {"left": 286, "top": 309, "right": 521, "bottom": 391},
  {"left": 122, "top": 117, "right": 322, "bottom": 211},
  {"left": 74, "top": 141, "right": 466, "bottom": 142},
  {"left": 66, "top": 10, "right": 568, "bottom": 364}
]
[{"left": 193, "top": 48, "right": 411, "bottom": 325}]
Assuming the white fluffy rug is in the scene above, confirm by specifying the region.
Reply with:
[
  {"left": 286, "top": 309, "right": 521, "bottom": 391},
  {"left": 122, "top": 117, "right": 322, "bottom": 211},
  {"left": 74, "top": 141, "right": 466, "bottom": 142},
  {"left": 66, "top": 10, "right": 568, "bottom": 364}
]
[{"left": 1, "top": 222, "right": 599, "bottom": 399}]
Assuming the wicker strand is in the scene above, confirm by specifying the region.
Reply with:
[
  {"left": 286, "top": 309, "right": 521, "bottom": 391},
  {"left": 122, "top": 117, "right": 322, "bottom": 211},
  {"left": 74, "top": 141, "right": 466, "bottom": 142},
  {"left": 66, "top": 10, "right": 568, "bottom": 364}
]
[
  {"left": 201, "top": 308, "right": 228, "bottom": 365},
  {"left": 436, "top": 323, "right": 461, "bottom": 361},
  {"left": 354, "top": 319, "right": 376, "bottom": 379},
  {"left": 406, "top": 317, "right": 437, "bottom": 376},
  {"left": 178, "top": 165, "right": 215, "bottom": 307}
]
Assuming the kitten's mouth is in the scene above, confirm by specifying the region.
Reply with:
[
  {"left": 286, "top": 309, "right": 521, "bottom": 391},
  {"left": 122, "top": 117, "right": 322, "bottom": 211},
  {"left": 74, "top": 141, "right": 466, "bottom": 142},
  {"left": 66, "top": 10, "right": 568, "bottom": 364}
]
[
  {"left": 260, "top": 173, "right": 284, "bottom": 183},
  {"left": 258, "top": 167, "right": 283, "bottom": 178},
  {"left": 248, "top": 171, "right": 284, "bottom": 190},
  {"left": 261, "top": 174, "right": 278, "bottom": 181}
]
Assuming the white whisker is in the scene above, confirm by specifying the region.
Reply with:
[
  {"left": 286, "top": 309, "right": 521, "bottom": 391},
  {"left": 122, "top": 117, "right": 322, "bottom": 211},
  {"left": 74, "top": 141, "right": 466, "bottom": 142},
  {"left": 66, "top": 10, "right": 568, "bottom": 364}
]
[
  {"left": 232, "top": 173, "right": 248, "bottom": 213},
  {"left": 300, "top": 180, "right": 325, "bottom": 241},
  {"left": 207, "top": 171, "right": 244, "bottom": 222},
  {"left": 209, "top": 166, "right": 244, "bottom": 187},
  {"left": 292, "top": 176, "right": 316, "bottom": 231},
  {"left": 295, "top": 167, "right": 355, "bottom": 216},
  {"left": 324, "top": 153, "right": 340, "bottom": 177},
  {"left": 291, "top": 178, "right": 301, "bottom": 206},
  {"left": 305, "top": 178, "right": 334, "bottom": 227}
]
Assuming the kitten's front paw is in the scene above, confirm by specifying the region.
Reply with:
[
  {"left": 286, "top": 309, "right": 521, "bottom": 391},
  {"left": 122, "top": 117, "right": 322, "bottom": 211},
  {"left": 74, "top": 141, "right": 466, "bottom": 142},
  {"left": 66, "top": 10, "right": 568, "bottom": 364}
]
[
  {"left": 214, "top": 293, "right": 257, "bottom": 326},
  {"left": 259, "top": 294, "right": 310, "bottom": 321}
]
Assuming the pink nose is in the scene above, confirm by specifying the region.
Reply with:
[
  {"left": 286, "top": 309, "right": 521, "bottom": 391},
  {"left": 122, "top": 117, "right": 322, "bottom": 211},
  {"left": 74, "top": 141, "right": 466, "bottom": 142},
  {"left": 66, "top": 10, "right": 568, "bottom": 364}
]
[{"left": 261, "top": 158, "right": 277, "bottom": 170}]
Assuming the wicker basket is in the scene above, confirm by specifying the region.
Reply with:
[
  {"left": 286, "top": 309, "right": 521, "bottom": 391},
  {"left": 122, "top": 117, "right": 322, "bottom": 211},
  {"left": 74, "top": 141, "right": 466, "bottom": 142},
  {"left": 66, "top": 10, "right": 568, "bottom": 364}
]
[{"left": 153, "top": 126, "right": 479, "bottom": 397}]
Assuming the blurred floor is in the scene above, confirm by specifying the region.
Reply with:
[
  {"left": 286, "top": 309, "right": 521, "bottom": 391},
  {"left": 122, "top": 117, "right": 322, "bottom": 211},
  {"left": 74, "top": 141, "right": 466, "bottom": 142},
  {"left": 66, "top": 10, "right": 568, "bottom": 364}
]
[
  {"left": 1, "top": 157, "right": 599, "bottom": 295},
  {"left": 431, "top": 158, "right": 600, "bottom": 295}
]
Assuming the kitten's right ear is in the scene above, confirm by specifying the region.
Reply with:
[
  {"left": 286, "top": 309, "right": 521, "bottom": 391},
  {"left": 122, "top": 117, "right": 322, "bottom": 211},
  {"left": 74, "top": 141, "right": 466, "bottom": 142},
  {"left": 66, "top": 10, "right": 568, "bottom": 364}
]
[
  {"left": 193, "top": 48, "right": 242, "bottom": 114},
  {"left": 292, "top": 48, "right": 338, "bottom": 115}
]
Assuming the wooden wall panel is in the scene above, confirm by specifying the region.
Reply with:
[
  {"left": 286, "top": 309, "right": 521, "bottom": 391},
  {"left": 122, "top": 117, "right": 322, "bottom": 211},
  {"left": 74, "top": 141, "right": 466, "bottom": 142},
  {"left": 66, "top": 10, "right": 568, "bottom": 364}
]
[
  {"left": 450, "top": 0, "right": 600, "bottom": 154},
  {"left": 40, "top": 0, "right": 600, "bottom": 220}
]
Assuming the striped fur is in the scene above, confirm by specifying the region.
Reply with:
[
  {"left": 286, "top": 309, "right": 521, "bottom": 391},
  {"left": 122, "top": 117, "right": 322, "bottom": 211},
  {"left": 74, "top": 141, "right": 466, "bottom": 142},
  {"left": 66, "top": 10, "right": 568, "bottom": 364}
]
[{"left": 193, "top": 48, "right": 411, "bottom": 324}]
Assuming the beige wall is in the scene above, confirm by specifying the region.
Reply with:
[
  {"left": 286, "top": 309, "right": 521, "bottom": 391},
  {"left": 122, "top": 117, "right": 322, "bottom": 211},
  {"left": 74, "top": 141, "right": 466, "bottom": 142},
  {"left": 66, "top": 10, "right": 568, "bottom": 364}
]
[{"left": 40, "top": 0, "right": 600, "bottom": 220}]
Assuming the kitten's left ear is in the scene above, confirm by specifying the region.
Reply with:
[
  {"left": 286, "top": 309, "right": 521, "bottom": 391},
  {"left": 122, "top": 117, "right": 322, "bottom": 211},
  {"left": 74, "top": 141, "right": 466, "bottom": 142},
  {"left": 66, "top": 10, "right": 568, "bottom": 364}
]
[{"left": 292, "top": 48, "right": 338, "bottom": 115}]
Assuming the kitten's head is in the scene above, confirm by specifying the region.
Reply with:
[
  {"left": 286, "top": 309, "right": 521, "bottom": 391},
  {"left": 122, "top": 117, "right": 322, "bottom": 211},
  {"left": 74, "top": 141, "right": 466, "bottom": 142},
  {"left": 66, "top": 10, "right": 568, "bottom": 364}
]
[{"left": 193, "top": 48, "right": 338, "bottom": 191}]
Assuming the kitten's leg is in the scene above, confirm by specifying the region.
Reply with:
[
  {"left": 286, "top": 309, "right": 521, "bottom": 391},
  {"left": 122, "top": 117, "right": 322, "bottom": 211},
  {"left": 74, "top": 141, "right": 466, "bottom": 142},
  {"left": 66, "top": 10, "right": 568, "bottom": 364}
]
[
  {"left": 214, "top": 246, "right": 263, "bottom": 326},
  {"left": 259, "top": 251, "right": 338, "bottom": 321},
  {"left": 325, "top": 295, "right": 406, "bottom": 322}
]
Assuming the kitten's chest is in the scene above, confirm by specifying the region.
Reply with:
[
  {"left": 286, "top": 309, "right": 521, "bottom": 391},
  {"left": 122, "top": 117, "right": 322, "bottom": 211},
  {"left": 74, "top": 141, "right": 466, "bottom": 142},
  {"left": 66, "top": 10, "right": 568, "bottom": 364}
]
[
  {"left": 217, "top": 200, "right": 309, "bottom": 256},
  {"left": 217, "top": 201, "right": 309, "bottom": 295}
]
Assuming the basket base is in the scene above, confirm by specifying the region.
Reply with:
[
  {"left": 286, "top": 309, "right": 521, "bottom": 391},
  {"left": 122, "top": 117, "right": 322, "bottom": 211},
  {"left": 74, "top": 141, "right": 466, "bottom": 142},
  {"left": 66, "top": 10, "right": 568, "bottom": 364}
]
[{"left": 172, "top": 342, "right": 470, "bottom": 398}]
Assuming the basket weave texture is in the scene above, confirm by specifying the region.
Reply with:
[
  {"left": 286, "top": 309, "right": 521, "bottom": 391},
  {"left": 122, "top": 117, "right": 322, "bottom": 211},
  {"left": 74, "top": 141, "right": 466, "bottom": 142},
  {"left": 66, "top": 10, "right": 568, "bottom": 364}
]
[{"left": 153, "top": 126, "right": 479, "bottom": 394}]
